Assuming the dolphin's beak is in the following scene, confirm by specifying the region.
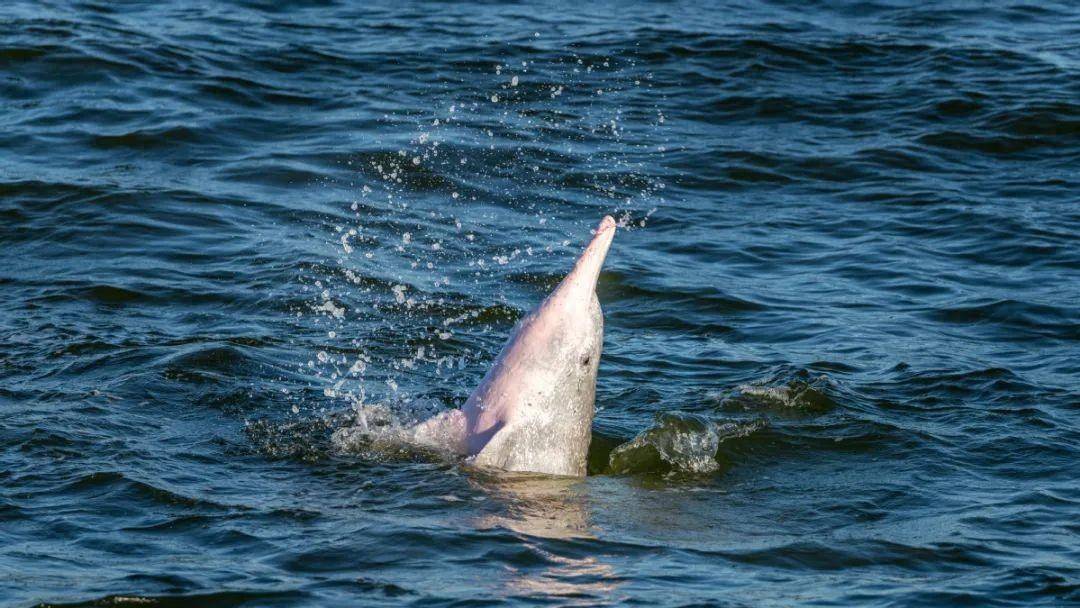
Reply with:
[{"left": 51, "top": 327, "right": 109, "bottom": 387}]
[
  {"left": 559, "top": 215, "right": 617, "bottom": 299},
  {"left": 588, "top": 215, "right": 617, "bottom": 264},
  {"left": 595, "top": 215, "right": 616, "bottom": 237}
]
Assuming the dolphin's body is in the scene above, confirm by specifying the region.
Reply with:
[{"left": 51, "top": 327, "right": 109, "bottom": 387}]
[{"left": 411, "top": 216, "right": 616, "bottom": 476}]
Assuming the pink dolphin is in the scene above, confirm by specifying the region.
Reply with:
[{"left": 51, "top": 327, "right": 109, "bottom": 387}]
[{"left": 412, "top": 216, "right": 616, "bottom": 476}]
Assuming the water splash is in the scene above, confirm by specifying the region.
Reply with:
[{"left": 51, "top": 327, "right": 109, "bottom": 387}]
[
  {"left": 717, "top": 371, "right": 841, "bottom": 414},
  {"left": 608, "top": 412, "right": 767, "bottom": 475},
  {"left": 298, "top": 52, "right": 670, "bottom": 422},
  {"left": 329, "top": 401, "right": 459, "bottom": 462}
]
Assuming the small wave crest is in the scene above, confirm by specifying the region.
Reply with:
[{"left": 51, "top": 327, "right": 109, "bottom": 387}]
[
  {"left": 608, "top": 411, "right": 766, "bottom": 475},
  {"left": 719, "top": 371, "right": 841, "bottom": 414}
]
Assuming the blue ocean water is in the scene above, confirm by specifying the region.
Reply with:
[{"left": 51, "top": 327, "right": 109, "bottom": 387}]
[{"left": 1, "top": 1, "right": 1078, "bottom": 606}]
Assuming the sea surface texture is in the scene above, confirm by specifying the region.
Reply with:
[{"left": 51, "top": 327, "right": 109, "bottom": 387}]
[{"left": 2, "top": 1, "right": 1078, "bottom": 606}]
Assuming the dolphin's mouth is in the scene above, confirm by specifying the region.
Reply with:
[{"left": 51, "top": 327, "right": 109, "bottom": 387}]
[{"left": 595, "top": 215, "right": 616, "bottom": 235}]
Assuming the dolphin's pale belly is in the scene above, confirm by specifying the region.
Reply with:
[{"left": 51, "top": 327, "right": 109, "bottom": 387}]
[{"left": 471, "top": 297, "right": 603, "bottom": 476}]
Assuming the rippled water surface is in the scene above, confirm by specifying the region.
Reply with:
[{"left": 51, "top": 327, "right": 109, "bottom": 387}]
[{"left": 2, "top": 1, "right": 1078, "bottom": 606}]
